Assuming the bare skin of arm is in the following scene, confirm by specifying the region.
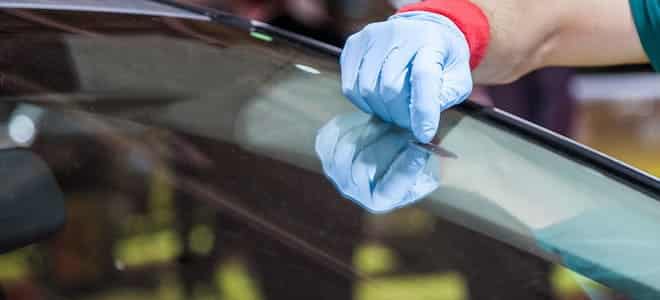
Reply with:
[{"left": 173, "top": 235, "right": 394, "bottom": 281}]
[{"left": 471, "top": 0, "right": 649, "bottom": 84}]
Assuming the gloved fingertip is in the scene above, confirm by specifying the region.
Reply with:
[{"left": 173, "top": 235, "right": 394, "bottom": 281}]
[
  {"left": 342, "top": 85, "right": 374, "bottom": 115},
  {"left": 412, "top": 121, "right": 438, "bottom": 144},
  {"left": 363, "top": 201, "right": 397, "bottom": 214},
  {"left": 356, "top": 102, "right": 374, "bottom": 115}
]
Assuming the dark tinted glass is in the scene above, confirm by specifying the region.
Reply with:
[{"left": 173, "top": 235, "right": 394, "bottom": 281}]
[{"left": 0, "top": 8, "right": 657, "bottom": 300}]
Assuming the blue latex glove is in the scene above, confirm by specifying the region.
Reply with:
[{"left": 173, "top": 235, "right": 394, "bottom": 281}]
[
  {"left": 315, "top": 112, "right": 440, "bottom": 213},
  {"left": 340, "top": 12, "right": 473, "bottom": 143}
]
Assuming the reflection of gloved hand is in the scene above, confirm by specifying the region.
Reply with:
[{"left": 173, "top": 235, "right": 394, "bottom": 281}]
[
  {"left": 340, "top": 11, "right": 473, "bottom": 143},
  {"left": 315, "top": 112, "right": 439, "bottom": 213}
]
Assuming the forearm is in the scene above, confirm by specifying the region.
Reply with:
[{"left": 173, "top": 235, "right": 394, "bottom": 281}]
[{"left": 472, "top": 0, "right": 649, "bottom": 84}]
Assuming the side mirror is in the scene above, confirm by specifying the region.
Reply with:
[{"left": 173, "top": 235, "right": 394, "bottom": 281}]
[{"left": 0, "top": 149, "right": 65, "bottom": 253}]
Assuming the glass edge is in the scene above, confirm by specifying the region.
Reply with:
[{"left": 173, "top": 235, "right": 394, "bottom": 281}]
[{"left": 456, "top": 101, "right": 660, "bottom": 199}]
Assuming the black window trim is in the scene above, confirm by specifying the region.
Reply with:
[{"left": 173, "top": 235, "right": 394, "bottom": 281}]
[{"left": 458, "top": 101, "right": 660, "bottom": 199}]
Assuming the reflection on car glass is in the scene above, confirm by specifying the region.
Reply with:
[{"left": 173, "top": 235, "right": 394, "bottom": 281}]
[
  {"left": 316, "top": 112, "right": 440, "bottom": 213},
  {"left": 6, "top": 104, "right": 44, "bottom": 148},
  {"left": 411, "top": 141, "right": 458, "bottom": 158},
  {"left": 294, "top": 63, "right": 322, "bottom": 75}
]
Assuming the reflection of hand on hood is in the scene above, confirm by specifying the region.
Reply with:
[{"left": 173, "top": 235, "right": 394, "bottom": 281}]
[{"left": 315, "top": 112, "right": 440, "bottom": 213}]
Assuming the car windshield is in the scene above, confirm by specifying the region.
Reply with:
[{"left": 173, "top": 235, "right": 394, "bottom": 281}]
[{"left": 0, "top": 7, "right": 658, "bottom": 300}]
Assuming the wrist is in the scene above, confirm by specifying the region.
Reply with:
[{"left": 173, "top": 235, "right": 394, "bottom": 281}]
[
  {"left": 397, "top": 0, "right": 491, "bottom": 69},
  {"left": 470, "top": 0, "right": 564, "bottom": 83},
  {"left": 389, "top": 11, "right": 470, "bottom": 47}
]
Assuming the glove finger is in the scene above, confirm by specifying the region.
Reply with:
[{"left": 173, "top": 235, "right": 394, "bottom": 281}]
[
  {"left": 315, "top": 112, "right": 372, "bottom": 174},
  {"left": 438, "top": 59, "right": 473, "bottom": 109},
  {"left": 331, "top": 123, "right": 369, "bottom": 191},
  {"left": 315, "top": 116, "right": 342, "bottom": 174},
  {"left": 372, "top": 146, "right": 430, "bottom": 213},
  {"left": 340, "top": 32, "right": 373, "bottom": 114},
  {"left": 359, "top": 44, "right": 396, "bottom": 123},
  {"left": 350, "top": 128, "right": 408, "bottom": 209},
  {"left": 378, "top": 44, "right": 417, "bottom": 129},
  {"left": 333, "top": 115, "right": 392, "bottom": 193},
  {"left": 409, "top": 47, "right": 445, "bottom": 143}
]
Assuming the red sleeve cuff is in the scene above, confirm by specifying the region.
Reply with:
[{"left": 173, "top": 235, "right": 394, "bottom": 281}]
[{"left": 398, "top": 0, "right": 491, "bottom": 69}]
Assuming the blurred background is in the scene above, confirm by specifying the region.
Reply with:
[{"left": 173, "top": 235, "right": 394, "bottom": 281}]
[{"left": 0, "top": 1, "right": 658, "bottom": 300}]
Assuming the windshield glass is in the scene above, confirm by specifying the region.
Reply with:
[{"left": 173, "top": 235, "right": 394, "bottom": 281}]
[{"left": 0, "top": 8, "right": 658, "bottom": 300}]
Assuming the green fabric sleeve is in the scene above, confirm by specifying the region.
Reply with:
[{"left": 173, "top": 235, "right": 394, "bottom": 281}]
[{"left": 630, "top": 0, "right": 660, "bottom": 71}]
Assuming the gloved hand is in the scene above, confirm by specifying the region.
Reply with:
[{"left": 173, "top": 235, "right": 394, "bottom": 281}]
[
  {"left": 340, "top": 11, "right": 473, "bottom": 143},
  {"left": 315, "top": 112, "right": 440, "bottom": 213}
]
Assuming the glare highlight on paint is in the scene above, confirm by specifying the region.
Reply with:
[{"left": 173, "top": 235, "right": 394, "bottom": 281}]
[
  {"left": 250, "top": 31, "right": 273, "bottom": 42},
  {"left": 295, "top": 64, "right": 321, "bottom": 75},
  {"left": 8, "top": 115, "right": 36, "bottom": 145}
]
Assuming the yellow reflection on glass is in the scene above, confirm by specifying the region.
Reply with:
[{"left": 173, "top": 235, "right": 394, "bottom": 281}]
[
  {"left": 0, "top": 249, "right": 31, "bottom": 282},
  {"left": 551, "top": 265, "right": 610, "bottom": 299},
  {"left": 190, "top": 224, "right": 214, "bottom": 255},
  {"left": 149, "top": 166, "right": 174, "bottom": 226},
  {"left": 114, "top": 230, "right": 181, "bottom": 267},
  {"left": 354, "top": 243, "right": 398, "bottom": 275},
  {"left": 356, "top": 272, "right": 467, "bottom": 300},
  {"left": 216, "top": 259, "right": 263, "bottom": 300}
]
